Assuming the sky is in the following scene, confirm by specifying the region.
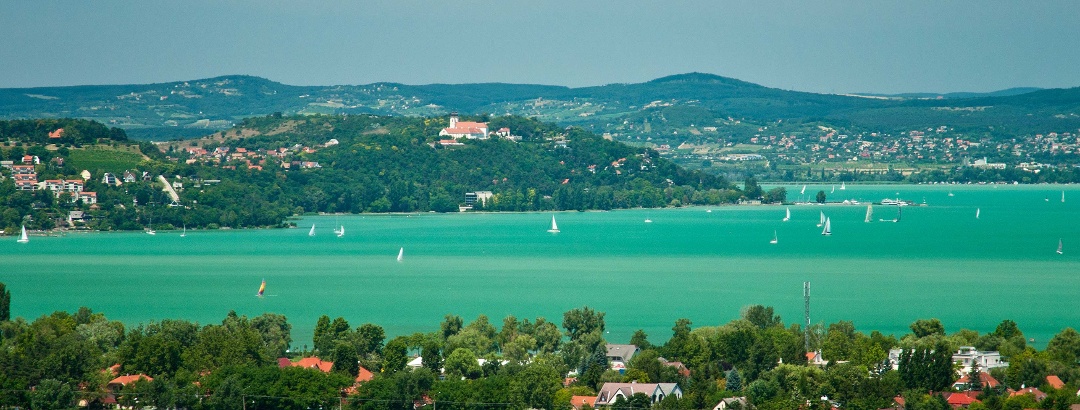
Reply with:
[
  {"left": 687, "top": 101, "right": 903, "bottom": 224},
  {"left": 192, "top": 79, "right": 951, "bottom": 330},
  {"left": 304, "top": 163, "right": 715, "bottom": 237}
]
[{"left": 2, "top": 1, "right": 1079, "bottom": 94}]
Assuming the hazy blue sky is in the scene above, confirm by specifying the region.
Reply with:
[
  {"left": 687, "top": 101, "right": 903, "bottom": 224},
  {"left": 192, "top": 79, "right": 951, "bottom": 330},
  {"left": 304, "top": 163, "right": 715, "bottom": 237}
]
[{"left": 2, "top": 1, "right": 1078, "bottom": 93}]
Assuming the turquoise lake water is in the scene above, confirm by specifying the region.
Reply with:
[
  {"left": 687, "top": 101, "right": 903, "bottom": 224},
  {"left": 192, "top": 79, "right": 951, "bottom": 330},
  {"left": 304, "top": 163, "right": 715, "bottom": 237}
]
[{"left": 2, "top": 184, "right": 1077, "bottom": 348}]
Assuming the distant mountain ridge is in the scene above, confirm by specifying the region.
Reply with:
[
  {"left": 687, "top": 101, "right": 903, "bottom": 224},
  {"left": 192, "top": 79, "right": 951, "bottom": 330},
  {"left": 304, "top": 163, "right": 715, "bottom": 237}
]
[{"left": 1, "top": 73, "right": 1077, "bottom": 140}]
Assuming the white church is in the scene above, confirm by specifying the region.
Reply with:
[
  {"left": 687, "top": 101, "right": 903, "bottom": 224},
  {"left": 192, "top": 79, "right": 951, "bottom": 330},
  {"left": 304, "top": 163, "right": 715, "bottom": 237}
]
[{"left": 439, "top": 113, "right": 489, "bottom": 139}]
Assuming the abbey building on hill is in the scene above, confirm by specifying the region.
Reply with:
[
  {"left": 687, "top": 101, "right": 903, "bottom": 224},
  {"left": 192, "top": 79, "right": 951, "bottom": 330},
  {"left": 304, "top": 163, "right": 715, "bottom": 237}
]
[{"left": 439, "top": 113, "right": 490, "bottom": 139}]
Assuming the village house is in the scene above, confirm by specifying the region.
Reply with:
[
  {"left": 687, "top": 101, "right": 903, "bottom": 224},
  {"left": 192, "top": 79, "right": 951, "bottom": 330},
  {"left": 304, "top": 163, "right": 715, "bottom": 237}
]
[
  {"left": 12, "top": 164, "right": 37, "bottom": 190},
  {"left": 606, "top": 344, "right": 639, "bottom": 372},
  {"left": 594, "top": 382, "right": 682, "bottom": 406},
  {"left": 570, "top": 395, "right": 597, "bottom": 410},
  {"left": 102, "top": 173, "right": 119, "bottom": 186}
]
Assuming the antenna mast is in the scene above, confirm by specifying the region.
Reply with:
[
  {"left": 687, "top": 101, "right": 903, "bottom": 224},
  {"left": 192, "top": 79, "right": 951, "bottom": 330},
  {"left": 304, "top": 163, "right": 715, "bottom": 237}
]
[{"left": 803, "top": 281, "right": 811, "bottom": 351}]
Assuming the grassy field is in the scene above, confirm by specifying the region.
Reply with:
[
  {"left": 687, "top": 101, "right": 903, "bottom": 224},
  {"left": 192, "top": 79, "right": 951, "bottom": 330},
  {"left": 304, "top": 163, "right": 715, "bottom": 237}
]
[{"left": 68, "top": 146, "right": 146, "bottom": 173}]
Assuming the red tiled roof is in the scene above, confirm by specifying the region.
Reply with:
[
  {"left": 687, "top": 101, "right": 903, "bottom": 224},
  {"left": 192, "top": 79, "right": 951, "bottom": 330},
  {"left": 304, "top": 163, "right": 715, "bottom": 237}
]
[
  {"left": 570, "top": 395, "right": 597, "bottom": 410},
  {"left": 1011, "top": 387, "right": 1047, "bottom": 401},
  {"left": 946, "top": 392, "right": 978, "bottom": 406},
  {"left": 955, "top": 371, "right": 1000, "bottom": 389},
  {"left": 356, "top": 366, "right": 374, "bottom": 383},
  {"left": 1047, "top": 375, "right": 1065, "bottom": 389},
  {"left": 277, "top": 357, "right": 292, "bottom": 368},
  {"left": 109, "top": 374, "right": 152, "bottom": 386},
  {"left": 293, "top": 357, "right": 334, "bottom": 373}
]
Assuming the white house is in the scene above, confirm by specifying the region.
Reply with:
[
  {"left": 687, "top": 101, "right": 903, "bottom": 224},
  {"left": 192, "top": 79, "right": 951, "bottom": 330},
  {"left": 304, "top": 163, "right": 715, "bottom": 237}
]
[{"left": 594, "top": 382, "right": 682, "bottom": 406}]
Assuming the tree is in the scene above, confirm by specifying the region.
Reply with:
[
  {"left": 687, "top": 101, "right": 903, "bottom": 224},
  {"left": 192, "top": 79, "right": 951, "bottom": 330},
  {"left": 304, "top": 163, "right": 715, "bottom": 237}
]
[
  {"left": 0, "top": 282, "right": 9, "bottom": 321},
  {"left": 313, "top": 315, "right": 331, "bottom": 353},
  {"left": 563, "top": 306, "right": 606, "bottom": 342},
  {"left": 742, "top": 305, "right": 781, "bottom": 329},
  {"left": 251, "top": 313, "right": 291, "bottom": 358},
  {"left": 726, "top": 368, "right": 743, "bottom": 392},
  {"left": 354, "top": 323, "right": 386, "bottom": 357},
  {"left": 629, "top": 329, "right": 652, "bottom": 350},
  {"left": 421, "top": 340, "right": 442, "bottom": 372},
  {"left": 816, "top": 190, "right": 827, "bottom": 204},
  {"left": 332, "top": 342, "right": 359, "bottom": 377},
  {"left": 29, "top": 379, "right": 75, "bottom": 410},
  {"left": 909, "top": 319, "right": 945, "bottom": 338},
  {"left": 444, "top": 347, "right": 481, "bottom": 379},
  {"left": 441, "top": 314, "right": 463, "bottom": 340},
  {"left": 382, "top": 337, "right": 408, "bottom": 373}
]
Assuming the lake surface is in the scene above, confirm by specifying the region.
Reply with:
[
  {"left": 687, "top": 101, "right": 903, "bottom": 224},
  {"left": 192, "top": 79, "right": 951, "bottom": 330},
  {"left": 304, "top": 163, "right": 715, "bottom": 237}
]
[{"left": 3, "top": 184, "right": 1077, "bottom": 349}]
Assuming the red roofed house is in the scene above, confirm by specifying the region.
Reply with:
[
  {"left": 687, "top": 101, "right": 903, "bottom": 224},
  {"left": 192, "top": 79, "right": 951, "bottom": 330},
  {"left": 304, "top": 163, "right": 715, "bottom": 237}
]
[
  {"left": 108, "top": 374, "right": 153, "bottom": 391},
  {"left": 570, "top": 395, "right": 597, "bottom": 410},
  {"left": 946, "top": 391, "right": 979, "bottom": 408},
  {"left": 1047, "top": 375, "right": 1065, "bottom": 390},
  {"left": 952, "top": 371, "right": 1000, "bottom": 390},
  {"left": 1011, "top": 386, "right": 1047, "bottom": 401},
  {"left": 279, "top": 356, "right": 334, "bottom": 373},
  {"left": 439, "top": 113, "right": 489, "bottom": 139},
  {"left": 49, "top": 128, "right": 64, "bottom": 139}
]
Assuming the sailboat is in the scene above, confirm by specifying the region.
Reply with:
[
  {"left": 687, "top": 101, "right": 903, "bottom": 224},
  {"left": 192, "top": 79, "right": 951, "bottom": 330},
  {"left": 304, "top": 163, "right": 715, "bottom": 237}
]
[
  {"left": 782, "top": 207, "right": 790, "bottom": 222},
  {"left": 830, "top": 185, "right": 835, "bottom": 193},
  {"left": 145, "top": 215, "right": 156, "bottom": 235},
  {"left": 180, "top": 225, "right": 186, "bottom": 237},
  {"left": 336, "top": 225, "right": 345, "bottom": 238},
  {"left": 976, "top": 208, "right": 981, "bottom": 219},
  {"left": 547, "top": 215, "right": 560, "bottom": 233},
  {"left": 821, "top": 217, "right": 831, "bottom": 236},
  {"left": 801, "top": 185, "right": 806, "bottom": 195},
  {"left": 1057, "top": 239, "right": 1063, "bottom": 255},
  {"left": 257, "top": 279, "right": 266, "bottom": 297},
  {"left": 1062, "top": 191, "right": 1066, "bottom": 203},
  {"left": 308, "top": 224, "right": 316, "bottom": 236},
  {"left": 840, "top": 182, "right": 846, "bottom": 190},
  {"left": 948, "top": 192, "right": 955, "bottom": 197},
  {"left": 17, "top": 225, "right": 29, "bottom": 243},
  {"left": 817, "top": 211, "right": 825, "bottom": 227},
  {"left": 865, "top": 205, "right": 873, "bottom": 222},
  {"left": 644, "top": 213, "right": 652, "bottom": 223},
  {"left": 397, "top": 247, "right": 404, "bottom": 262},
  {"left": 769, "top": 230, "right": 778, "bottom": 244}
]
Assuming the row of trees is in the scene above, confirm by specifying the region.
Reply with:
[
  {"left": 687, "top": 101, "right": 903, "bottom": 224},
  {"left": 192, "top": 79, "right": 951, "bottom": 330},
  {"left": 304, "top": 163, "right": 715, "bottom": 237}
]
[{"left": 5, "top": 277, "right": 1080, "bottom": 409}]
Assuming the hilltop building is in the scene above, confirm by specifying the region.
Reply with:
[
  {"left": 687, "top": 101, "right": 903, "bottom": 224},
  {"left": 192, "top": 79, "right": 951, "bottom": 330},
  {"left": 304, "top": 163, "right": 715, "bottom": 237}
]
[{"left": 439, "top": 113, "right": 489, "bottom": 139}]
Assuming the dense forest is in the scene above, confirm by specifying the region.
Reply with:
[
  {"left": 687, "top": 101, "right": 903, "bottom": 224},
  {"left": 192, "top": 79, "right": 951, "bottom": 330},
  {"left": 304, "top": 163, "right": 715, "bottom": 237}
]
[{"left": 2, "top": 282, "right": 1080, "bottom": 410}]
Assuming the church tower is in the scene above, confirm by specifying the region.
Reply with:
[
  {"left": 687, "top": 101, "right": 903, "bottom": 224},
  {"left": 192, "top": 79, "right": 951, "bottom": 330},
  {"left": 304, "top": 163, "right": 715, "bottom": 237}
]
[{"left": 449, "top": 112, "right": 459, "bottom": 129}]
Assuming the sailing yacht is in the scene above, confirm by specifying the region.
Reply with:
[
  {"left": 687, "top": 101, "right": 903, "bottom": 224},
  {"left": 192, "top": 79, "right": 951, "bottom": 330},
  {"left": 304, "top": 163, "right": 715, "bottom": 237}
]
[
  {"left": 17, "top": 225, "right": 29, "bottom": 243},
  {"left": 769, "top": 231, "right": 778, "bottom": 244},
  {"left": 817, "top": 211, "right": 825, "bottom": 227},
  {"left": 976, "top": 208, "right": 980, "bottom": 219},
  {"left": 180, "top": 225, "right": 186, "bottom": 237},
  {"left": 840, "top": 182, "right": 846, "bottom": 190},
  {"left": 821, "top": 217, "right": 831, "bottom": 236},
  {"left": 644, "top": 213, "right": 652, "bottom": 223},
  {"left": 831, "top": 185, "right": 835, "bottom": 193},
  {"left": 397, "top": 247, "right": 404, "bottom": 262},
  {"left": 547, "top": 215, "right": 560, "bottom": 233},
  {"left": 865, "top": 205, "right": 873, "bottom": 222},
  {"left": 257, "top": 279, "right": 266, "bottom": 297},
  {"left": 782, "top": 207, "right": 790, "bottom": 222},
  {"left": 801, "top": 185, "right": 806, "bottom": 195},
  {"left": 308, "top": 224, "right": 316, "bottom": 236},
  {"left": 336, "top": 226, "right": 345, "bottom": 238},
  {"left": 1063, "top": 191, "right": 1066, "bottom": 203},
  {"left": 1057, "top": 239, "right": 1064, "bottom": 255}
]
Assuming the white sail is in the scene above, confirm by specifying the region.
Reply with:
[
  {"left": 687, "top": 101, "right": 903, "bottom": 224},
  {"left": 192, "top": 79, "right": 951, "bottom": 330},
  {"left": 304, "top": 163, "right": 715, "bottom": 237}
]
[
  {"left": 865, "top": 205, "right": 873, "bottom": 222},
  {"left": 397, "top": 247, "right": 404, "bottom": 262},
  {"left": 1063, "top": 191, "right": 1066, "bottom": 203},
  {"left": 1058, "top": 239, "right": 1063, "bottom": 255},
  {"left": 831, "top": 185, "right": 835, "bottom": 193},
  {"left": 840, "top": 182, "right": 846, "bottom": 190},
  {"left": 817, "top": 211, "right": 825, "bottom": 227},
  {"left": 17, "top": 225, "right": 29, "bottom": 243},
  {"left": 181, "top": 225, "right": 186, "bottom": 237},
  {"left": 547, "top": 215, "right": 560, "bottom": 233},
  {"left": 976, "top": 208, "right": 980, "bottom": 219},
  {"left": 783, "top": 207, "right": 790, "bottom": 222},
  {"left": 800, "top": 185, "right": 806, "bottom": 195},
  {"left": 308, "top": 224, "right": 316, "bottom": 236},
  {"left": 770, "top": 230, "right": 778, "bottom": 244},
  {"left": 821, "top": 217, "right": 831, "bottom": 235},
  {"left": 337, "top": 226, "right": 345, "bottom": 237}
]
